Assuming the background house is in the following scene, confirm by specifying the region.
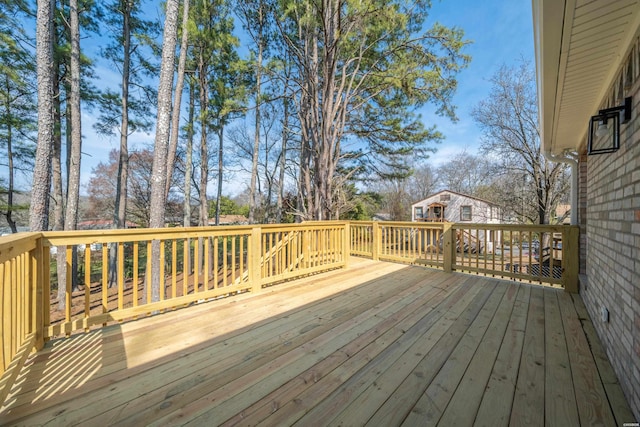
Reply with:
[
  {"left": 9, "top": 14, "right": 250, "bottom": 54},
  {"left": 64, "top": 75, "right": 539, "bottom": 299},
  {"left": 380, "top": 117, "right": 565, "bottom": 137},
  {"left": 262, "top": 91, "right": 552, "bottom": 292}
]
[
  {"left": 411, "top": 190, "right": 501, "bottom": 224},
  {"left": 411, "top": 190, "right": 502, "bottom": 253},
  {"left": 533, "top": 0, "right": 640, "bottom": 418}
]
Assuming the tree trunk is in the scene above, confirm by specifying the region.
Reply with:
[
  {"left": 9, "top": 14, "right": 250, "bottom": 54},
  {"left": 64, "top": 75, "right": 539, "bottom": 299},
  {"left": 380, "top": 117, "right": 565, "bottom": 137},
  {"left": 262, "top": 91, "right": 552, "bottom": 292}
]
[
  {"left": 276, "top": 82, "right": 289, "bottom": 224},
  {"left": 183, "top": 78, "right": 195, "bottom": 276},
  {"left": 64, "top": 0, "right": 82, "bottom": 296},
  {"left": 109, "top": 0, "right": 132, "bottom": 287},
  {"left": 248, "top": 5, "right": 264, "bottom": 224},
  {"left": 196, "top": 55, "right": 209, "bottom": 276},
  {"left": 3, "top": 76, "right": 17, "bottom": 233},
  {"left": 3, "top": 75, "right": 18, "bottom": 233},
  {"left": 149, "top": 0, "right": 180, "bottom": 303},
  {"left": 198, "top": 57, "right": 208, "bottom": 230},
  {"left": 30, "top": 0, "right": 55, "bottom": 232},
  {"left": 537, "top": 175, "right": 545, "bottom": 225},
  {"left": 295, "top": 9, "right": 316, "bottom": 221},
  {"left": 50, "top": 21, "right": 67, "bottom": 308},
  {"left": 116, "top": 2, "right": 132, "bottom": 230},
  {"left": 165, "top": 0, "right": 190, "bottom": 200},
  {"left": 215, "top": 125, "right": 223, "bottom": 226}
]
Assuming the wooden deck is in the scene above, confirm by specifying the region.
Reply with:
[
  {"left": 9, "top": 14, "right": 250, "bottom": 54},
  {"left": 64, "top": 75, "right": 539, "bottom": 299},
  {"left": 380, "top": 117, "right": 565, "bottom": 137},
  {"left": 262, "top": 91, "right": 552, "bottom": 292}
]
[{"left": 0, "top": 258, "right": 633, "bottom": 426}]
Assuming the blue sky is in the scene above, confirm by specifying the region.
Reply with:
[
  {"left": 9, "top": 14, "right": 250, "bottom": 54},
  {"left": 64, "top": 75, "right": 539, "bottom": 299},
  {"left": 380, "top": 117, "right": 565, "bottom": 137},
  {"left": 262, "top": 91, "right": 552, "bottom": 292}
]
[
  {"left": 421, "top": 0, "right": 535, "bottom": 165},
  {"left": 10, "top": 0, "right": 535, "bottom": 194}
]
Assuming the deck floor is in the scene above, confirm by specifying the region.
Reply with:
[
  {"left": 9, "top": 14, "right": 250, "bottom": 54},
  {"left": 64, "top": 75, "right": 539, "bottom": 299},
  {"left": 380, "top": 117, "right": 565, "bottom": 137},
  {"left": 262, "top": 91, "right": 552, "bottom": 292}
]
[{"left": 0, "top": 258, "right": 633, "bottom": 426}]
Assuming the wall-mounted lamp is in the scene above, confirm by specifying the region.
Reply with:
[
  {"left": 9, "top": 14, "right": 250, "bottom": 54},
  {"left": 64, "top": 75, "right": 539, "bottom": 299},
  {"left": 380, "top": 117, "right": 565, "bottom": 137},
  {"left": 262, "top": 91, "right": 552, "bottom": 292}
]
[{"left": 588, "top": 97, "right": 632, "bottom": 155}]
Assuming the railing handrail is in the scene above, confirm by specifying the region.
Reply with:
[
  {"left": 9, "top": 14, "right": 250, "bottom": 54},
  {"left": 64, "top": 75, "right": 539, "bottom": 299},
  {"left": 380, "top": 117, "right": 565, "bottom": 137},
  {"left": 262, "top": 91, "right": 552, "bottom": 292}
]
[
  {"left": 0, "top": 232, "right": 41, "bottom": 264},
  {"left": 41, "top": 222, "right": 350, "bottom": 245},
  {"left": 351, "top": 219, "right": 570, "bottom": 232}
]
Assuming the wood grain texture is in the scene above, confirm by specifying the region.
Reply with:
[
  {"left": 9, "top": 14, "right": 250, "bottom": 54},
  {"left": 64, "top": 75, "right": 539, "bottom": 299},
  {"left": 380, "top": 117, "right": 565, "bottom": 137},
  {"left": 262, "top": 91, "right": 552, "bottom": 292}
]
[{"left": 0, "top": 258, "right": 632, "bottom": 426}]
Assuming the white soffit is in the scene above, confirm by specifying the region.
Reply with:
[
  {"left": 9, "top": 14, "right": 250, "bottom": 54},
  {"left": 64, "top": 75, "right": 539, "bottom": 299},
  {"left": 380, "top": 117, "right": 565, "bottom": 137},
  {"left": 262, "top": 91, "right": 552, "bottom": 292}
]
[{"left": 534, "top": 0, "right": 640, "bottom": 155}]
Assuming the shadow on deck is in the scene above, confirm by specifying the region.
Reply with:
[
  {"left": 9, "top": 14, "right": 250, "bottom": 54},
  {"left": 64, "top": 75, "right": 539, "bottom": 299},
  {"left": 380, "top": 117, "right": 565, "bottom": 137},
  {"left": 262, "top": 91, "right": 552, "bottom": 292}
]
[{"left": 0, "top": 258, "right": 633, "bottom": 425}]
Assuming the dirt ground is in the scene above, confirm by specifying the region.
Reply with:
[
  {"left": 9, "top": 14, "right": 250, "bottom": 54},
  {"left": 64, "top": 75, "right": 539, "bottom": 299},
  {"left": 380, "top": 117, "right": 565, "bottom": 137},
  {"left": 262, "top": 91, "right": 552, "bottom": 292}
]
[{"left": 47, "top": 270, "right": 240, "bottom": 331}]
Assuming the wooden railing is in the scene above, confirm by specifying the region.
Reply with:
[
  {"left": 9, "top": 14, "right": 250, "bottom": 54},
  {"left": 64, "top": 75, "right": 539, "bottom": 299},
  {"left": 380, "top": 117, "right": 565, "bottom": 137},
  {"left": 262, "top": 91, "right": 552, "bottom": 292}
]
[
  {"left": 0, "top": 222, "right": 348, "bottom": 403},
  {"left": 40, "top": 223, "right": 347, "bottom": 338},
  {"left": 0, "top": 233, "right": 45, "bottom": 406},
  {"left": 349, "top": 221, "right": 579, "bottom": 291},
  {"left": 351, "top": 221, "right": 445, "bottom": 267},
  {"left": 0, "top": 219, "right": 578, "bottom": 406}
]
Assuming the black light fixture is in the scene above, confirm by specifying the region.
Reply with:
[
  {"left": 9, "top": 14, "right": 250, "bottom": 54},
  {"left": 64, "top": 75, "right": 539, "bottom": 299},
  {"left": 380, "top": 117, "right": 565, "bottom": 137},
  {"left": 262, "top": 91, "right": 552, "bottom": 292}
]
[{"left": 588, "top": 97, "right": 632, "bottom": 155}]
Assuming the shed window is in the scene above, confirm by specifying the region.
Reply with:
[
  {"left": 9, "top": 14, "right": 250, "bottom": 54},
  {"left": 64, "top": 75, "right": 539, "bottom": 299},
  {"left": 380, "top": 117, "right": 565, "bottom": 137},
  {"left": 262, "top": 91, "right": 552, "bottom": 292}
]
[
  {"left": 460, "top": 205, "right": 472, "bottom": 221},
  {"left": 414, "top": 207, "right": 424, "bottom": 219}
]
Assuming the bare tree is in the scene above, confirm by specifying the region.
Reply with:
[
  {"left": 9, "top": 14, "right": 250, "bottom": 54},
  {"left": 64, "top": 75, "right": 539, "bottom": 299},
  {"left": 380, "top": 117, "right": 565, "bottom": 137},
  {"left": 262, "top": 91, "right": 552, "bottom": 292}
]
[
  {"left": 373, "top": 177, "right": 413, "bottom": 221},
  {"left": 86, "top": 149, "right": 164, "bottom": 228},
  {"left": 436, "top": 151, "right": 495, "bottom": 197},
  {"left": 228, "top": 101, "right": 286, "bottom": 223},
  {"left": 407, "top": 163, "right": 438, "bottom": 202},
  {"left": 368, "top": 161, "right": 438, "bottom": 220},
  {"left": 181, "top": 77, "right": 196, "bottom": 278},
  {"left": 472, "top": 61, "right": 569, "bottom": 224},
  {"left": 276, "top": 84, "right": 291, "bottom": 223},
  {"left": 236, "top": 0, "right": 269, "bottom": 223}
]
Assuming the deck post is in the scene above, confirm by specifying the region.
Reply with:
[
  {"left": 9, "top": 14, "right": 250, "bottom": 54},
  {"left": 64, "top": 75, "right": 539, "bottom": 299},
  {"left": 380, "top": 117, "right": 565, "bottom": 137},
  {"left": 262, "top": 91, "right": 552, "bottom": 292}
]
[
  {"left": 443, "top": 223, "right": 454, "bottom": 273},
  {"left": 302, "top": 228, "right": 309, "bottom": 269},
  {"left": 32, "top": 237, "right": 44, "bottom": 351},
  {"left": 562, "top": 225, "right": 579, "bottom": 293},
  {"left": 372, "top": 222, "right": 380, "bottom": 261},
  {"left": 343, "top": 222, "right": 350, "bottom": 267},
  {"left": 250, "top": 227, "right": 262, "bottom": 293}
]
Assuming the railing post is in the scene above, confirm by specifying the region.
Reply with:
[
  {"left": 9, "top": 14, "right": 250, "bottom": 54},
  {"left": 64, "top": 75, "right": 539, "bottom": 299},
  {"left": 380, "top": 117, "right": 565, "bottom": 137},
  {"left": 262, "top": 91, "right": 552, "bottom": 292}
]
[
  {"left": 562, "top": 225, "right": 579, "bottom": 293},
  {"left": 372, "top": 222, "right": 379, "bottom": 261},
  {"left": 443, "top": 223, "right": 454, "bottom": 273},
  {"left": 250, "top": 226, "right": 262, "bottom": 293},
  {"left": 32, "top": 236, "right": 44, "bottom": 351},
  {"left": 302, "top": 228, "right": 309, "bottom": 268},
  {"left": 343, "top": 222, "right": 350, "bottom": 267}
]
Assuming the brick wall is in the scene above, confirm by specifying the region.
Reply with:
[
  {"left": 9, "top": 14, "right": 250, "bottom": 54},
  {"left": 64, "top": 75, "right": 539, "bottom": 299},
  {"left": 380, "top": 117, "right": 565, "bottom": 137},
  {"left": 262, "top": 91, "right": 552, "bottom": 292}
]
[
  {"left": 578, "top": 152, "right": 588, "bottom": 275},
  {"left": 579, "top": 79, "right": 640, "bottom": 419}
]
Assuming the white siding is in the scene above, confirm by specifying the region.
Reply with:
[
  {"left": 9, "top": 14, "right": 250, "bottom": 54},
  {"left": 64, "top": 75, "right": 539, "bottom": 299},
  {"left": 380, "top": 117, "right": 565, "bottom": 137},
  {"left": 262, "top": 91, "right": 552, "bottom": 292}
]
[{"left": 411, "top": 191, "right": 501, "bottom": 224}]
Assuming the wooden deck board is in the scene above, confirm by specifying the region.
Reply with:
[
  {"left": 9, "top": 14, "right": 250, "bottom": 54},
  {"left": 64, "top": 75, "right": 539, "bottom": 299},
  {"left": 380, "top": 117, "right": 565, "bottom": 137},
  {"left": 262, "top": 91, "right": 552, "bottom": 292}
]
[
  {"left": 264, "top": 274, "right": 487, "bottom": 426},
  {"left": 215, "top": 274, "right": 460, "bottom": 427},
  {"left": 400, "top": 278, "right": 506, "bottom": 425},
  {"left": 570, "top": 294, "right": 636, "bottom": 425},
  {"left": 327, "top": 276, "right": 496, "bottom": 426},
  {"left": 542, "top": 288, "right": 579, "bottom": 426},
  {"left": 436, "top": 281, "right": 520, "bottom": 426},
  {"left": 557, "top": 291, "right": 617, "bottom": 426},
  {"left": 361, "top": 278, "right": 499, "bottom": 426},
  {"left": 136, "top": 266, "right": 456, "bottom": 426},
  {"left": 473, "top": 284, "right": 530, "bottom": 427},
  {"left": 0, "top": 258, "right": 632, "bottom": 426},
  {"left": 510, "top": 286, "right": 546, "bottom": 427}
]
